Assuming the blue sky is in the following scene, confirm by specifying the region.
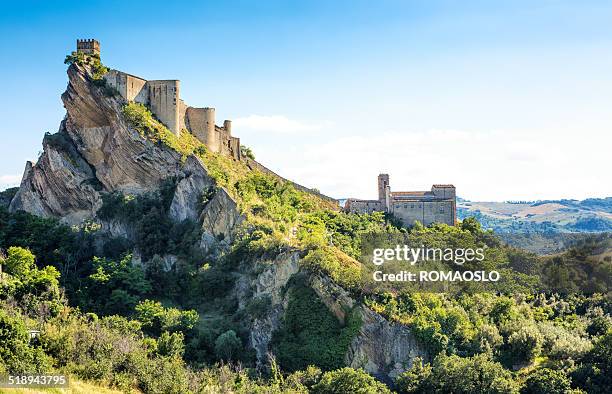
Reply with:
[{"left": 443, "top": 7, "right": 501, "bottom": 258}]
[{"left": 1, "top": 0, "right": 611, "bottom": 200}]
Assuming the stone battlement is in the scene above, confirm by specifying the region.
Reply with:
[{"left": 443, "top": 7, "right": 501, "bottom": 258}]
[{"left": 76, "top": 39, "right": 100, "bottom": 57}]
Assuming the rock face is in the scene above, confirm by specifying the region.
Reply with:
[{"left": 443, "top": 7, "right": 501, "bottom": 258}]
[
  {"left": 245, "top": 252, "right": 301, "bottom": 365},
  {"left": 199, "top": 187, "right": 244, "bottom": 253},
  {"left": 346, "top": 307, "right": 428, "bottom": 382},
  {"left": 9, "top": 63, "right": 202, "bottom": 225}
]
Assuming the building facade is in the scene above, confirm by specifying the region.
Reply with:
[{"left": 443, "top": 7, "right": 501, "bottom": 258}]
[{"left": 345, "top": 174, "right": 456, "bottom": 226}]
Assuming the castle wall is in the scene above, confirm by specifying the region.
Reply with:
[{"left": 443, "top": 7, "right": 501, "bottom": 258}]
[
  {"left": 390, "top": 199, "right": 454, "bottom": 226},
  {"left": 431, "top": 185, "right": 456, "bottom": 199},
  {"left": 345, "top": 199, "right": 383, "bottom": 214},
  {"left": 178, "top": 99, "right": 187, "bottom": 131},
  {"left": 229, "top": 136, "right": 241, "bottom": 160},
  {"left": 104, "top": 71, "right": 148, "bottom": 104},
  {"left": 126, "top": 75, "right": 148, "bottom": 104},
  {"left": 148, "top": 80, "right": 180, "bottom": 136},
  {"left": 186, "top": 107, "right": 217, "bottom": 151}
]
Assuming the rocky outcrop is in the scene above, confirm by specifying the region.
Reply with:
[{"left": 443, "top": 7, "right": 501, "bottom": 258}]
[
  {"left": 308, "top": 273, "right": 355, "bottom": 324},
  {"left": 9, "top": 63, "right": 202, "bottom": 225},
  {"left": 199, "top": 187, "right": 244, "bottom": 252},
  {"left": 245, "top": 252, "right": 300, "bottom": 365},
  {"left": 9, "top": 129, "right": 102, "bottom": 223},
  {"left": 346, "top": 307, "right": 428, "bottom": 382},
  {"left": 169, "top": 156, "right": 215, "bottom": 222}
]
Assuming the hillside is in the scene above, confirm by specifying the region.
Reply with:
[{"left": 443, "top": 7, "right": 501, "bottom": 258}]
[
  {"left": 458, "top": 197, "right": 612, "bottom": 233},
  {"left": 0, "top": 48, "right": 610, "bottom": 394}
]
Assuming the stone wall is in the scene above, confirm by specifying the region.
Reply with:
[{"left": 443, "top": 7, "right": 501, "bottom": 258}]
[
  {"left": 391, "top": 199, "right": 455, "bottom": 226},
  {"left": 147, "top": 80, "right": 180, "bottom": 135},
  {"left": 104, "top": 71, "right": 148, "bottom": 104},
  {"left": 345, "top": 199, "right": 383, "bottom": 214}
]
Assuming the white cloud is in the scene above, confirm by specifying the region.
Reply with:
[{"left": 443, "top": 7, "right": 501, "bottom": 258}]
[
  {"left": 253, "top": 127, "right": 611, "bottom": 202},
  {"left": 0, "top": 174, "right": 21, "bottom": 189},
  {"left": 233, "top": 115, "right": 332, "bottom": 134}
]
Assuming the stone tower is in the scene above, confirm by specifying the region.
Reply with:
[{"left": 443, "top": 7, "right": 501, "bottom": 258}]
[
  {"left": 76, "top": 39, "right": 100, "bottom": 57},
  {"left": 378, "top": 174, "right": 389, "bottom": 202}
]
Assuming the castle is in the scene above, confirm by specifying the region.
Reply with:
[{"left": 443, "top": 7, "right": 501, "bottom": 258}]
[
  {"left": 76, "top": 39, "right": 241, "bottom": 160},
  {"left": 345, "top": 174, "right": 456, "bottom": 226}
]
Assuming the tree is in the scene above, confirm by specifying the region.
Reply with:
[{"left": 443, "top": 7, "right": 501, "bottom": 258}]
[
  {"left": 572, "top": 331, "right": 612, "bottom": 394},
  {"left": 312, "top": 367, "right": 391, "bottom": 394},
  {"left": 157, "top": 331, "right": 185, "bottom": 358},
  {"left": 86, "top": 255, "right": 151, "bottom": 315},
  {"left": 135, "top": 299, "right": 198, "bottom": 337},
  {"left": 3, "top": 246, "right": 35, "bottom": 277},
  {"left": 0, "top": 309, "right": 51, "bottom": 373},
  {"left": 521, "top": 368, "right": 571, "bottom": 394},
  {"left": 428, "top": 354, "right": 519, "bottom": 394},
  {"left": 395, "top": 357, "right": 432, "bottom": 394},
  {"left": 506, "top": 325, "right": 543, "bottom": 366},
  {"left": 214, "top": 330, "right": 242, "bottom": 361}
]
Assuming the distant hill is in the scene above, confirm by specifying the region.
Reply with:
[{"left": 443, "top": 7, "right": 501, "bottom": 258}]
[
  {"left": 458, "top": 197, "right": 612, "bottom": 233},
  {"left": 458, "top": 197, "right": 612, "bottom": 253}
]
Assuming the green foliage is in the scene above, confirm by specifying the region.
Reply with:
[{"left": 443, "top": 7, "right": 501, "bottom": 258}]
[
  {"left": 240, "top": 145, "right": 255, "bottom": 160},
  {"left": 122, "top": 103, "right": 205, "bottom": 162},
  {"left": 395, "top": 357, "right": 433, "bottom": 394},
  {"left": 366, "top": 292, "right": 476, "bottom": 356},
  {"left": 156, "top": 331, "right": 185, "bottom": 358},
  {"left": 301, "top": 245, "right": 362, "bottom": 291},
  {"left": 521, "top": 368, "right": 571, "bottom": 394},
  {"left": 426, "top": 353, "right": 519, "bottom": 394},
  {"left": 214, "top": 329, "right": 242, "bottom": 361},
  {"left": 572, "top": 330, "right": 612, "bottom": 394},
  {"left": 505, "top": 324, "right": 544, "bottom": 366},
  {"left": 0, "top": 308, "right": 52, "bottom": 374},
  {"left": 64, "top": 51, "right": 108, "bottom": 81},
  {"left": 273, "top": 281, "right": 362, "bottom": 372},
  {"left": 311, "top": 367, "right": 391, "bottom": 394},
  {"left": 134, "top": 299, "right": 198, "bottom": 337},
  {"left": 84, "top": 254, "right": 151, "bottom": 315},
  {"left": 0, "top": 247, "right": 63, "bottom": 316}
]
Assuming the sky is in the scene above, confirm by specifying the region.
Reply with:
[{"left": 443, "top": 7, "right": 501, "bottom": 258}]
[{"left": 0, "top": 0, "right": 611, "bottom": 201}]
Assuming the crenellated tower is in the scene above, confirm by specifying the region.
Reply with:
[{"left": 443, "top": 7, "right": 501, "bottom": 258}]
[{"left": 76, "top": 39, "right": 100, "bottom": 57}]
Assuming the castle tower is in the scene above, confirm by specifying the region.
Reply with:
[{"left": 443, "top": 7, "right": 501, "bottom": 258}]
[
  {"left": 223, "top": 120, "right": 232, "bottom": 135},
  {"left": 378, "top": 174, "right": 389, "bottom": 203},
  {"left": 186, "top": 107, "right": 218, "bottom": 152},
  {"left": 377, "top": 174, "right": 391, "bottom": 212},
  {"left": 76, "top": 39, "right": 100, "bottom": 57},
  {"left": 148, "top": 80, "right": 181, "bottom": 136}
]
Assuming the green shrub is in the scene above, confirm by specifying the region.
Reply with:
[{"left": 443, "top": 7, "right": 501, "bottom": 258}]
[
  {"left": 428, "top": 353, "right": 519, "bottom": 394},
  {"left": 214, "top": 329, "right": 242, "bottom": 361},
  {"left": 505, "top": 324, "right": 543, "bottom": 366},
  {"left": 156, "top": 331, "right": 185, "bottom": 358},
  {"left": 0, "top": 308, "right": 52, "bottom": 374},
  {"left": 134, "top": 299, "right": 198, "bottom": 337},
  {"left": 272, "top": 282, "right": 361, "bottom": 372},
  {"left": 312, "top": 367, "right": 391, "bottom": 394},
  {"left": 395, "top": 357, "right": 432, "bottom": 394},
  {"left": 521, "top": 368, "right": 571, "bottom": 394}
]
